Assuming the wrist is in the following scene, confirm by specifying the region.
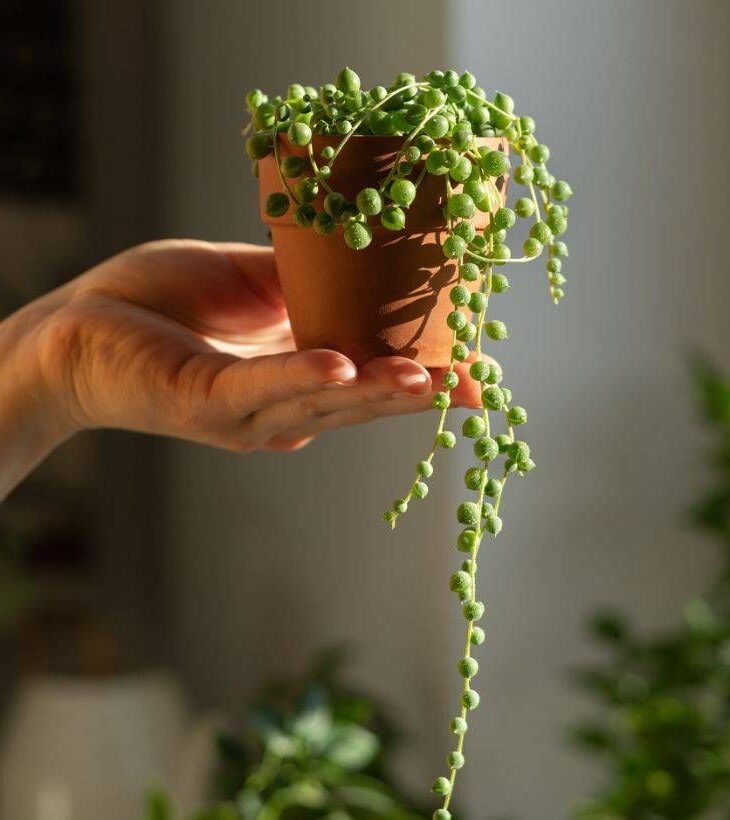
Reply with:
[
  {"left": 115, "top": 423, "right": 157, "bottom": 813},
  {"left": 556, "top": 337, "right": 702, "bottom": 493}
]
[{"left": 0, "top": 287, "right": 79, "bottom": 500}]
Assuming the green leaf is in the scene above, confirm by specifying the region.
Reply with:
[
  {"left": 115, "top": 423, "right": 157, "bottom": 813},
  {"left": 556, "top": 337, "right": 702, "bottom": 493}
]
[
  {"left": 570, "top": 723, "right": 615, "bottom": 751},
  {"left": 684, "top": 596, "right": 717, "bottom": 634},
  {"left": 144, "top": 790, "right": 172, "bottom": 820},
  {"left": 335, "top": 783, "right": 401, "bottom": 815},
  {"left": 332, "top": 694, "right": 374, "bottom": 727},
  {"left": 326, "top": 724, "right": 379, "bottom": 771},
  {"left": 258, "top": 783, "right": 328, "bottom": 820},
  {"left": 236, "top": 789, "right": 264, "bottom": 820},
  {"left": 263, "top": 731, "right": 299, "bottom": 759},
  {"left": 291, "top": 686, "right": 334, "bottom": 750},
  {"left": 250, "top": 707, "right": 298, "bottom": 758},
  {"left": 588, "top": 611, "right": 629, "bottom": 644},
  {"left": 573, "top": 667, "right": 622, "bottom": 700},
  {"left": 693, "top": 355, "right": 730, "bottom": 427},
  {"left": 217, "top": 731, "right": 249, "bottom": 765},
  {"left": 250, "top": 706, "right": 284, "bottom": 743}
]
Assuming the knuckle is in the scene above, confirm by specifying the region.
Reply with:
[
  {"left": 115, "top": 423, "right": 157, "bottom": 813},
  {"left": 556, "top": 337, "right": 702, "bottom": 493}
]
[
  {"left": 234, "top": 412, "right": 265, "bottom": 452},
  {"left": 241, "top": 355, "right": 277, "bottom": 404},
  {"left": 297, "top": 392, "right": 329, "bottom": 422},
  {"left": 36, "top": 305, "right": 92, "bottom": 428},
  {"left": 213, "top": 424, "right": 258, "bottom": 454}
]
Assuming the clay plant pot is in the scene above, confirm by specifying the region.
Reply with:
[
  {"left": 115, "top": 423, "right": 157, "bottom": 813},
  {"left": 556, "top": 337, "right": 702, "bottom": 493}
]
[{"left": 257, "top": 134, "right": 508, "bottom": 367}]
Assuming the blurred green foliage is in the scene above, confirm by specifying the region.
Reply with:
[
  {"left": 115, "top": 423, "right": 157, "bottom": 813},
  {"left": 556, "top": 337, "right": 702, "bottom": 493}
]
[
  {"left": 144, "top": 648, "right": 426, "bottom": 820},
  {"left": 571, "top": 359, "right": 730, "bottom": 819}
]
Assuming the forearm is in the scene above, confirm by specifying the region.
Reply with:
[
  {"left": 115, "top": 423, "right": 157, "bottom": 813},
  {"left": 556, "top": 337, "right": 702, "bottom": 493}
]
[{"left": 0, "top": 291, "right": 75, "bottom": 501}]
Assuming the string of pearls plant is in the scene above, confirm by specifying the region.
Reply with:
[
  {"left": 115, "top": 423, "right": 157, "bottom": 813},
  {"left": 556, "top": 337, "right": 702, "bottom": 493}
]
[{"left": 244, "top": 67, "right": 573, "bottom": 818}]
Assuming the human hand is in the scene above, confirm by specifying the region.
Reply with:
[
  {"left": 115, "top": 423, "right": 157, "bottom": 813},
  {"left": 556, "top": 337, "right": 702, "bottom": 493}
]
[{"left": 1, "top": 240, "right": 485, "bottom": 496}]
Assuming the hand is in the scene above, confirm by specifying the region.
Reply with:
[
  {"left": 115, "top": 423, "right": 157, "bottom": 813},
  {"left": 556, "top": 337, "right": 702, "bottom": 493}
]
[{"left": 1, "top": 240, "right": 485, "bottom": 497}]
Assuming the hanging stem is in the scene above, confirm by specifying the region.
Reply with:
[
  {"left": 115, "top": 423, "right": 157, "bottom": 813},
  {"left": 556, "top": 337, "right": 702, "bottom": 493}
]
[{"left": 245, "top": 68, "right": 573, "bottom": 818}]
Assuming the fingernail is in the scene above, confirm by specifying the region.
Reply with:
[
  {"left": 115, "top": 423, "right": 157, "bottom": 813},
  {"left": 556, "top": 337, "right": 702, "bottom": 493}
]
[
  {"left": 396, "top": 372, "right": 430, "bottom": 394},
  {"left": 325, "top": 361, "right": 358, "bottom": 386}
]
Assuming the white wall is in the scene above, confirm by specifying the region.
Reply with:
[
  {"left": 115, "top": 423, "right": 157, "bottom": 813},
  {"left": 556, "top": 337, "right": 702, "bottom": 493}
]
[{"left": 155, "top": 1, "right": 730, "bottom": 816}]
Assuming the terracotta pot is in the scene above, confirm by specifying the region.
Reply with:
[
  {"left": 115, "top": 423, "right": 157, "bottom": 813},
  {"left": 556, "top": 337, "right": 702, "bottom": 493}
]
[{"left": 258, "top": 134, "right": 508, "bottom": 367}]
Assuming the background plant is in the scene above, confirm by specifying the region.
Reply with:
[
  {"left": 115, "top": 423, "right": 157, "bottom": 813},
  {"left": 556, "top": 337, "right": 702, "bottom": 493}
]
[
  {"left": 244, "top": 67, "right": 574, "bottom": 817},
  {"left": 144, "top": 648, "right": 427, "bottom": 820},
  {"left": 571, "top": 359, "right": 730, "bottom": 819}
]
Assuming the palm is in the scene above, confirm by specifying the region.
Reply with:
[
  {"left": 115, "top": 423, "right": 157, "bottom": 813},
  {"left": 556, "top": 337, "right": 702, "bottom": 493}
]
[
  {"left": 95, "top": 240, "right": 294, "bottom": 355},
  {"left": 50, "top": 240, "right": 481, "bottom": 452}
]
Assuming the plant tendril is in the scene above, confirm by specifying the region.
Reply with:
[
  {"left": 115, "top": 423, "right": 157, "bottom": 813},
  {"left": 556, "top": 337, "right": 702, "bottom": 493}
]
[{"left": 244, "top": 67, "right": 573, "bottom": 818}]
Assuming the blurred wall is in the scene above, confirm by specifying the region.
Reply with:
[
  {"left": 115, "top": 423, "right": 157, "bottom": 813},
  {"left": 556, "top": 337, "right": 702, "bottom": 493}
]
[
  {"left": 451, "top": 0, "right": 730, "bottom": 816},
  {"left": 153, "top": 0, "right": 453, "bottom": 796},
  {"left": 0, "top": 0, "right": 164, "bottom": 675},
  {"left": 78, "top": 0, "right": 167, "bottom": 667},
  {"left": 153, "top": 0, "right": 730, "bottom": 816}
]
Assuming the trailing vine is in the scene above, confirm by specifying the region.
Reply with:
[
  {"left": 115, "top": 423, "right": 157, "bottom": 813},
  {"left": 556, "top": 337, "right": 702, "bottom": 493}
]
[{"left": 244, "top": 67, "right": 573, "bottom": 818}]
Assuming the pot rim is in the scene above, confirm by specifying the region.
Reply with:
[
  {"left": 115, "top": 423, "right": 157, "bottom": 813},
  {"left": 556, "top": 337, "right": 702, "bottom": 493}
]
[{"left": 277, "top": 133, "right": 505, "bottom": 147}]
